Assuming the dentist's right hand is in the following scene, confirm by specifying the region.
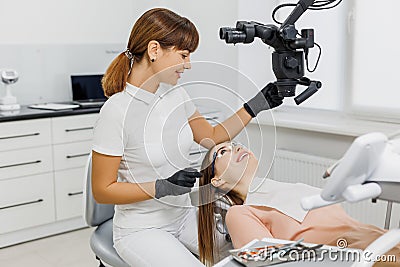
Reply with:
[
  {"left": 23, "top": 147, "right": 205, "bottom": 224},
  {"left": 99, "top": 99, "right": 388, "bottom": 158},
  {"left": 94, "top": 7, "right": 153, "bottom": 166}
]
[{"left": 155, "top": 168, "right": 201, "bottom": 199}]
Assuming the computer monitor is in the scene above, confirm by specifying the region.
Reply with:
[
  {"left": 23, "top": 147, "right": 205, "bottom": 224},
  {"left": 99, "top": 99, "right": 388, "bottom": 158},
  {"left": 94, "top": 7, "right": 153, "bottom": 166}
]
[{"left": 71, "top": 74, "right": 106, "bottom": 103}]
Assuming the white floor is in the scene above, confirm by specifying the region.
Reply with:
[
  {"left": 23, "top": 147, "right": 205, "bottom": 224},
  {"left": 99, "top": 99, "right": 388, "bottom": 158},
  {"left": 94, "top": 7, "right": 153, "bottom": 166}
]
[{"left": 0, "top": 227, "right": 99, "bottom": 267}]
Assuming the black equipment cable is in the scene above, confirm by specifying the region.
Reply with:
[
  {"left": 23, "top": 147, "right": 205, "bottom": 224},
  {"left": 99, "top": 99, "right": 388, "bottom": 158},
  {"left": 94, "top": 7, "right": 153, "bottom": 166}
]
[
  {"left": 271, "top": 0, "right": 341, "bottom": 72},
  {"left": 272, "top": 0, "right": 343, "bottom": 24}
]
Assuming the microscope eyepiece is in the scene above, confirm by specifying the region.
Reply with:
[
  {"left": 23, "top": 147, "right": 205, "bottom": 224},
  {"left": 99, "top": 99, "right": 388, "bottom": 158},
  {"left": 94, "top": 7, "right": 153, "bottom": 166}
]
[
  {"left": 219, "top": 27, "right": 234, "bottom": 40},
  {"left": 220, "top": 28, "right": 247, "bottom": 44}
]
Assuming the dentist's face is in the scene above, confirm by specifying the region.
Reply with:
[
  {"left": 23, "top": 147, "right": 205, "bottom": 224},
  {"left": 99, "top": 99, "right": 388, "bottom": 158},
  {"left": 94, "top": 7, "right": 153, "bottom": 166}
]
[
  {"left": 209, "top": 141, "right": 258, "bottom": 191},
  {"left": 152, "top": 47, "right": 191, "bottom": 85}
]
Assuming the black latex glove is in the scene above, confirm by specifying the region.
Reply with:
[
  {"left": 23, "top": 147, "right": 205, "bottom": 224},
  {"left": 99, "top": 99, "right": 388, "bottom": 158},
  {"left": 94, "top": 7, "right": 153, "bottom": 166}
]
[
  {"left": 243, "top": 83, "right": 284, "bottom": 117},
  {"left": 155, "top": 168, "right": 201, "bottom": 199}
]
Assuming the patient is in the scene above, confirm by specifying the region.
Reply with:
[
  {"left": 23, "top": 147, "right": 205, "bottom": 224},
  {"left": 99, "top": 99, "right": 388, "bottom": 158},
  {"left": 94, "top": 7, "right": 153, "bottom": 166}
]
[{"left": 197, "top": 141, "right": 400, "bottom": 266}]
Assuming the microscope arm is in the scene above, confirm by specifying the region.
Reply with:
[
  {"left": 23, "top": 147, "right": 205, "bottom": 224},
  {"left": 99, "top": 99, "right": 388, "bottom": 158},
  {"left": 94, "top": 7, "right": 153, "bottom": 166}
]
[{"left": 280, "top": 0, "right": 315, "bottom": 29}]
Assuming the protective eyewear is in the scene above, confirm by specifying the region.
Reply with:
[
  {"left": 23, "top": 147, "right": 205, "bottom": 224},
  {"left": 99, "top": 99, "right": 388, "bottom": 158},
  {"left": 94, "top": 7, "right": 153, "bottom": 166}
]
[{"left": 210, "top": 141, "right": 246, "bottom": 178}]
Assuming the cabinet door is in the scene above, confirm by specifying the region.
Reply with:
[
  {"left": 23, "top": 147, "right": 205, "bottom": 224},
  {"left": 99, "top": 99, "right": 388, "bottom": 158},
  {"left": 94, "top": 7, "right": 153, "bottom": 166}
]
[
  {"left": 0, "top": 118, "right": 51, "bottom": 152},
  {"left": 52, "top": 114, "right": 98, "bottom": 144},
  {"left": 0, "top": 146, "right": 53, "bottom": 181},
  {"left": 54, "top": 167, "right": 86, "bottom": 221},
  {"left": 53, "top": 141, "right": 92, "bottom": 171},
  {"left": 0, "top": 173, "right": 55, "bottom": 234}
]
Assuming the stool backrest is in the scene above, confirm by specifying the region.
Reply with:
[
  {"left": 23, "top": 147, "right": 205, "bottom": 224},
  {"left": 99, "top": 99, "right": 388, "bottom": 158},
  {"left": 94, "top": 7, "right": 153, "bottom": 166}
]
[{"left": 84, "top": 153, "right": 115, "bottom": 227}]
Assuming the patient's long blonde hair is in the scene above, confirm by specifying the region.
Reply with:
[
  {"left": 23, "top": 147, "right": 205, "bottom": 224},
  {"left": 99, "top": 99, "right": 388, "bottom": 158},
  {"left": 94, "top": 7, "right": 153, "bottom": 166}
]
[{"left": 198, "top": 147, "right": 243, "bottom": 266}]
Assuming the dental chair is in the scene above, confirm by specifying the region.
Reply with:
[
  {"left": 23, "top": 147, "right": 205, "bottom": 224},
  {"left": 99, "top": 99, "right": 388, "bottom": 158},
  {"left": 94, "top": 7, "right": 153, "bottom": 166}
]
[
  {"left": 190, "top": 188, "right": 234, "bottom": 242},
  {"left": 84, "top": 153, "right": 234, "bottom": 266},
  {"left": 214, "top": 192, "right": 235, "bottom": 242},
  {"left": 83, "top": 154, "right": 129, "bottom": 267},
  {"left": 302, "top": 132, "right": 400, "bottom": 267}
]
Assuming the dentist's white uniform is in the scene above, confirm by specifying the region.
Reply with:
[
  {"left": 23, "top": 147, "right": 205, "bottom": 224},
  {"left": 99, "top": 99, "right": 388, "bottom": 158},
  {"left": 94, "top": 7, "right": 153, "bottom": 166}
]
[{"left": 93, "top": 82, "right": 204, "bottom": 266}]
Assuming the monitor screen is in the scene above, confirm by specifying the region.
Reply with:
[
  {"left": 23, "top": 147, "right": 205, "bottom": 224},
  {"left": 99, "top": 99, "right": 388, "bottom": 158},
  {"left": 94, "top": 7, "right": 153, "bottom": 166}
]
[{"left": 71, "top": 74, "right": 106, "bottom": 101}]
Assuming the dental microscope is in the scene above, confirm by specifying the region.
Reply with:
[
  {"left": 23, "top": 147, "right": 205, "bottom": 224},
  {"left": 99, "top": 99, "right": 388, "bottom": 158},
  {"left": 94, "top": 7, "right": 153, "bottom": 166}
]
[
  {"left": 219, "top": 1, "right": 398, "bottom": 265},
  {"left": 301, "top": 132, "right": 400, "bottom": 267},
  {"left": 219, "top": 0, "right": 342, "bottom": 104},
  {"left": 0, "top": 69, "right": 20, "bottom": 111}
]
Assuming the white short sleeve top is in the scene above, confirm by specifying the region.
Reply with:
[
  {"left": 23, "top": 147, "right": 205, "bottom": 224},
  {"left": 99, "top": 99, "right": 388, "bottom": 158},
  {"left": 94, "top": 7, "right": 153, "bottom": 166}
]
[{"left": 92, "top": 82, "right": 197, "bottom": 229}]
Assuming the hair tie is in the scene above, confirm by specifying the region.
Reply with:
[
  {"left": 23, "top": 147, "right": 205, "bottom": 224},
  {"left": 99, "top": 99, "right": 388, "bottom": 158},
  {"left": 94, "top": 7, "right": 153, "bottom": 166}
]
[{"left": 124, "top": 48, "right": 133, "bottom": 60}]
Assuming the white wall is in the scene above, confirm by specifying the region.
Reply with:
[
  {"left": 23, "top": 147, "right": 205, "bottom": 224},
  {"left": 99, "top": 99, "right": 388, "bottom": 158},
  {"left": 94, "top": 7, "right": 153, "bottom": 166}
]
[
  {"left": 0, "top": 0, "right": 239, "bottom": 107},
  {"left": 350, "top": 0, "right": 400, "bottom": 120},
  {"left": 0, "top": 0, "right": 137, "bottom": 44},
  {"left": 158, "top": 0, "right": 240, "bottom": 115},
  {"left": 0, "top": 0, "right": 144, "bottom": 104}
]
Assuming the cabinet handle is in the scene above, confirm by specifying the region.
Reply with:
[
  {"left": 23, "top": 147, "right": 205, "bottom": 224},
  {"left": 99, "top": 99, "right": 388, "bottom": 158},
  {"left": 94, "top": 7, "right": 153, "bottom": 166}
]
[
  {"left": 189, "top": 150, "right": 207, "bottom": 156},
  {"left": 65, "top": 127, "right": 93, "bottom": 132},
  {"left": 206, "top": 117, "right": 218, "bottom": 121},
  {"left": 66, "top": 153, "right": 90, "bottom": 159},
  {"left": 0, "top": 199, "right": 43, "bottom": 210},
  {"left": 0, "top": 132, "right": 40, "bottom": 140},
  {"left": 0, "top": 160, "right": 42, "bottom": 169},
  {"left": 68, "top": 191, "right": 83, "bottom": 196}
]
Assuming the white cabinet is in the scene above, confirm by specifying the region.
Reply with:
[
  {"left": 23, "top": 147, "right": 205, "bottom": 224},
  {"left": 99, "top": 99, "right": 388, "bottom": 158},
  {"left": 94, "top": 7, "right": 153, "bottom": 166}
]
[
  {"left": 0, "top": 113, "right": 98, "bottom": 247},
  {"left": 0, "top": 173, "right": 55, "bottom": 234},
  {"left": 0, "top": 146, "right": 53, "bottom": 180},
  {"left": 51, "top": 114, "right": 97, "bottom": 224},
  {"left": 54, "top": 167, "right": 86, "bottom": 221},
  {"left": 0, "top": 118, "right": 55, "bottom": 237},
  {"left": 53, "top": 141, "right": 92, "bottom": 171},
  {"left": 52, "top": 114, "right": 97, "bottom": 144},
  {"left": 0, "top": 118, "right": 51, "bottom": 152}
]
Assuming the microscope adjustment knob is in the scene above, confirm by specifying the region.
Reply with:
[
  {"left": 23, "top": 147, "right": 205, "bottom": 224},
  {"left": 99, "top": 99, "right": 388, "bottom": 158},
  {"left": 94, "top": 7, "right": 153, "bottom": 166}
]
[
  {"left": 285, "top": 57, "right": 298, "bottom": 69},
  {"left": 280, "top": 25, "right": 298, "bottom": 41}
]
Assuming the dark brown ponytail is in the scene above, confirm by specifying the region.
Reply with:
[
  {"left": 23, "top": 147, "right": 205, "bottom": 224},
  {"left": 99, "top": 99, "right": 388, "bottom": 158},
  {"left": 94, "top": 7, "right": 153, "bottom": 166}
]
[
  {"left": 102, "top": 7, "right": 199, "bottom": 97},
  {"left": 102, "top": 53, "right": 131, "bottom": 97}
]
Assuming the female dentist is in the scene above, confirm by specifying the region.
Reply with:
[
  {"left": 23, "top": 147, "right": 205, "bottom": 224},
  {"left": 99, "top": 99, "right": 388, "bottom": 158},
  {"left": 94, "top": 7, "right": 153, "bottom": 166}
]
[{"left": 91, "top": 7, "right": 283, "bottom": 267}]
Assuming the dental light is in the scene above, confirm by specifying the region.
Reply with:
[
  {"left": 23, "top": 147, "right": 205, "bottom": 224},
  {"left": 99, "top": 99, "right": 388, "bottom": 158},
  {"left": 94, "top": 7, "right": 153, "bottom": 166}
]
[
  {"left": 0, "top": 69, "right": 20, "bottom": 111},
  {"left": 219, "top": 0, "right": 342, "bottom": 105},
  {"left": 301, "top": 132, "right": 400, "bottom": 267}
]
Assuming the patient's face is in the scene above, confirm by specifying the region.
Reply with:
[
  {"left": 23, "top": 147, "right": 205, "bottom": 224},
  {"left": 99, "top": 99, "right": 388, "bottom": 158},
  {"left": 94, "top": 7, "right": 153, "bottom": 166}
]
[{"left": 210, "top": 141, "right": 258, "bottom": 191}]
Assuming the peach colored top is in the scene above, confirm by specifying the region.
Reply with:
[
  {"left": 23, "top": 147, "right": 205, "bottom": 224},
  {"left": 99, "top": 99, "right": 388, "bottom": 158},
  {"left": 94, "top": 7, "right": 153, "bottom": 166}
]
[
  {"left": 226, "top": 203, "right": 358, "bottom": 248},
  {"left": 225, "top": 179, "right": 400, "bottom": 262},
  {"left": 225, "top": 203, "right": 400, "bottom": 264}
]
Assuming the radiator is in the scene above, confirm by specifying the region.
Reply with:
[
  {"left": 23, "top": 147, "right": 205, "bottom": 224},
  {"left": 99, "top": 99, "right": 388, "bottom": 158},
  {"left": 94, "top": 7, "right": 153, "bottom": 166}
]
[{"left": 271, "top": 149, "right": 393, "bottom": 228}]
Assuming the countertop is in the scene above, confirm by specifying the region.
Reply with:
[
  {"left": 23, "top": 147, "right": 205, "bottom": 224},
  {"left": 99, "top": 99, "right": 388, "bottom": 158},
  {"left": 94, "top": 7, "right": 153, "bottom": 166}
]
[
  {"left": 0, "top": 104, "right": 222, "bottom": 123},
  {"left": 0, "top": 105, "right": 101, "bottom": 122}
]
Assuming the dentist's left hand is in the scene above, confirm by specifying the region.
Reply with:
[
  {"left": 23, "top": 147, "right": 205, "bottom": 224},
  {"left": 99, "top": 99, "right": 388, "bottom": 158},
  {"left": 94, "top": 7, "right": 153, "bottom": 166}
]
[{"left": 243, "top": 83, "right": 284, "bottom": 117}]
